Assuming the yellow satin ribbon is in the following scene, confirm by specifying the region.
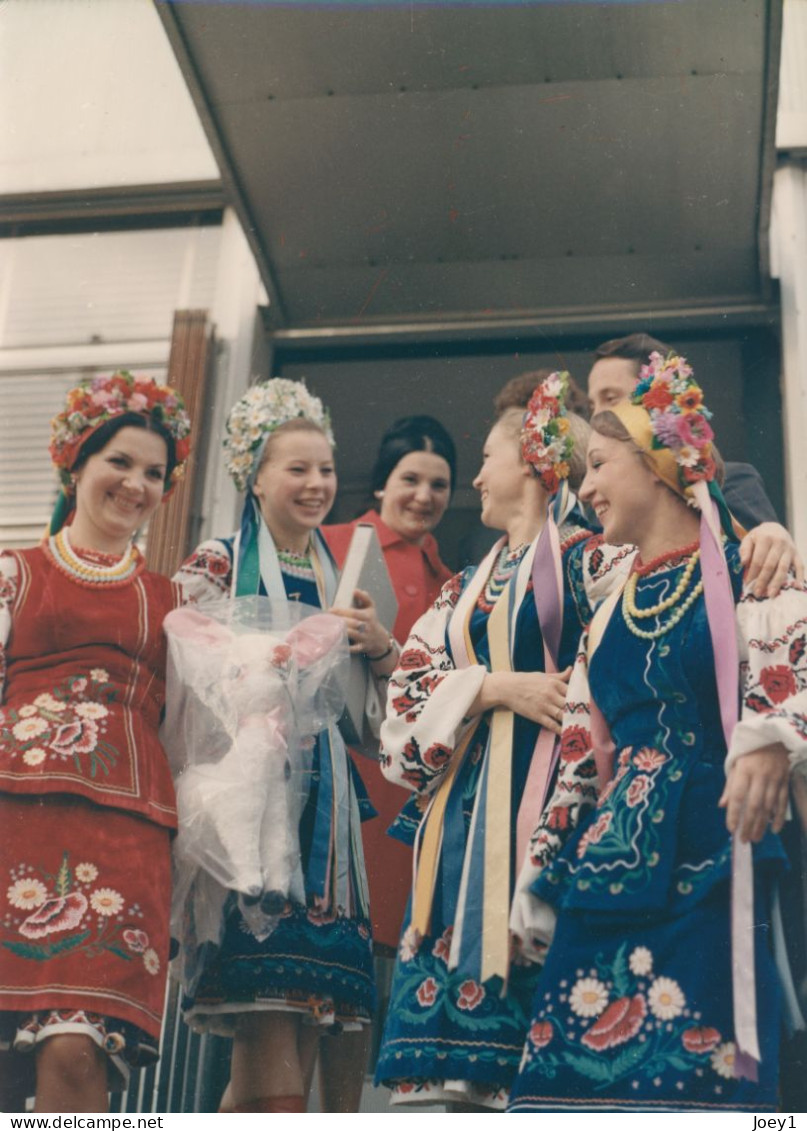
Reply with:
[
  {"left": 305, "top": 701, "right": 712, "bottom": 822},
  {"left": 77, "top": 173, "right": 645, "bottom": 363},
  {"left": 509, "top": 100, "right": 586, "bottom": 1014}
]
[
  {"left": 481, "top": 579, "right": 516, "bottom": 983},
  {"left": 412, "top": 558, "right": 491, "bottom": 939},
  {"left": 412, "top": 562, "right": 517, "bottom": 973}
]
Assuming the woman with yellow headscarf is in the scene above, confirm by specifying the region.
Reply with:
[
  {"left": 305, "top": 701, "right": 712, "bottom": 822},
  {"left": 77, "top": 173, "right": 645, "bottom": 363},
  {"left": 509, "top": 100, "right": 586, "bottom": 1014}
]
[{"left": 508, "top": 353, "right": 806, "bottom": 1112}]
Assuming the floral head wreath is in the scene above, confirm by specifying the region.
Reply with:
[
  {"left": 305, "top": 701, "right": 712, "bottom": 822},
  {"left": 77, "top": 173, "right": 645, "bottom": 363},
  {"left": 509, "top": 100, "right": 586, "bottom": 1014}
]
[
  {"left": 223, "top": 377, "right": 334, "bottom": 492},
  {"left": 520, "top": 370, "right": 574, "bottom": 495},
  {"left": 612, "top": 351, "right": 716, "bottom": 501},
  {"left": 49, "top": 371, "right": 192, "bottom": 492}
]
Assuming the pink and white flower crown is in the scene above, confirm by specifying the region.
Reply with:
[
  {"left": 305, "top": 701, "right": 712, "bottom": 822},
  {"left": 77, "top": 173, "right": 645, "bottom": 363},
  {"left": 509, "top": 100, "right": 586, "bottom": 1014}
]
[
  {"left": 520, "top": 370, "right": 574, "bottom": 495},
  {"left": 49, "top": 371, "right": 192, "bottom": 491},
  {"left": 633, "top": 351, "right": 716, "bottom": 485}
]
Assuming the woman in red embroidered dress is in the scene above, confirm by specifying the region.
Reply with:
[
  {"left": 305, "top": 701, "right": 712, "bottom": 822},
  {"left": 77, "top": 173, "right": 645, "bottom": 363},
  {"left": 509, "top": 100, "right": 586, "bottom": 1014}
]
[{"left": 0, "top": 372, "right": 191, "bottom": 1112}]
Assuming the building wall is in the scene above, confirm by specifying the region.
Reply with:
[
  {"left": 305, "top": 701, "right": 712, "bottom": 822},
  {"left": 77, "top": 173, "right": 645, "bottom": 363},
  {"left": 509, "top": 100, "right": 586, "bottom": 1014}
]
[{"left": 0, "top": 0, "right": 217, "bottom": 193}]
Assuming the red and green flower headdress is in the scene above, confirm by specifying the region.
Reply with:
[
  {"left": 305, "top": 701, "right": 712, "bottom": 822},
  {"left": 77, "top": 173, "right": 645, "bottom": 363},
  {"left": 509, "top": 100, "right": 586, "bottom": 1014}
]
[
  {"left": 50, "top": 371, "right": 192, "bottom": 493},
  {"left": 520, "top": 370, "right": 575, "bottom": 495}
]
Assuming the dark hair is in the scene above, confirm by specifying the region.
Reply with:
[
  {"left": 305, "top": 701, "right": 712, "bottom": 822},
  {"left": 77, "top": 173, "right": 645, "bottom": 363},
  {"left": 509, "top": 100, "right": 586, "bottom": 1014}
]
[
  {"left": 72, "top": 412, "right": 177, "bottom": 486},
  {"left": 494, "top": 369, "right": 590, "bottom": 418},
  {"left": 370, "top": 415, "right": 457, "bottom": 495},
  {"left": 592, "top": 333, "right": 675, "bottom": 377}
]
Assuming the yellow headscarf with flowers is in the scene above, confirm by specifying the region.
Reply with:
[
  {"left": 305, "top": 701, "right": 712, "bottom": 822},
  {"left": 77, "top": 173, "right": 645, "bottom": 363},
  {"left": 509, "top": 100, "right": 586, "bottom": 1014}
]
[{"left": 608, "top": 351, "right": 742, "bottom": 540}]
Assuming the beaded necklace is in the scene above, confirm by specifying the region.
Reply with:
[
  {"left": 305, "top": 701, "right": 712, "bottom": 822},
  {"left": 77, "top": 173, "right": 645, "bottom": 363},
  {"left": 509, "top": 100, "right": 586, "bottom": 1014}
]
[
  {"left": 277, "top": 545, "right": 316, "bottom": 583},
  {"left": 477, "top": 542, "right": 529, "bottom": 613},
  {"left": 621, "top": 542, "right": 703, "bottom": 640},
  {"left": 46, "top": 527, "right": 144, "bottom": 589}
]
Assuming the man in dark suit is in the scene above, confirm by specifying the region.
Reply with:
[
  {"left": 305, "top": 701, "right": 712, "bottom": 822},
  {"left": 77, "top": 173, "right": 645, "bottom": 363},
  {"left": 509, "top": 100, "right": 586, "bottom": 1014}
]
[{"left": 588, "top": 333, "right": 800, "bottom": 595}]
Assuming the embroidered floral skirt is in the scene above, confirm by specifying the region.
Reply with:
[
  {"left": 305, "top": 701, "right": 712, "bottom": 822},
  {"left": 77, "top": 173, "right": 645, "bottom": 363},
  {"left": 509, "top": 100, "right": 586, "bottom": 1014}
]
[
  {"left": 0, "top": 794, "right": 171, "bottom": 1063},
  {"left": 374, "top": 920, "right": 544, "bottom": 1104},
  {"left": 507, "top": 885, "right": 780, "bottom": 1113},
  {"left": 182, "top": 898, "right": 375, "bottom": 1037}
]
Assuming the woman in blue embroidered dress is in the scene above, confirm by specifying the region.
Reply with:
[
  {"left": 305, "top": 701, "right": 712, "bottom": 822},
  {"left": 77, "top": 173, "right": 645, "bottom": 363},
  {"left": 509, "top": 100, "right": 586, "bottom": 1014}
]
[
  {"left": 373, "top": 373, "right": 639, "bottom": 1109},
  {"left": 508, "top": 354, "right": 806, "bottom": 1112},
  {"left": 173, "top": 379, "right": 390, "bottom": 1113}
]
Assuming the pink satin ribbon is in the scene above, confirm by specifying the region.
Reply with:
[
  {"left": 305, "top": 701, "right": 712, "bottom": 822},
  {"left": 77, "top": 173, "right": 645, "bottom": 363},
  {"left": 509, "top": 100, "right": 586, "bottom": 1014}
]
[
  {"left": 696, "top": 484, "right": 760, "bottom": 1079},
  {"left": 515, "top": 517, "right": 564, "bottom": 871}
]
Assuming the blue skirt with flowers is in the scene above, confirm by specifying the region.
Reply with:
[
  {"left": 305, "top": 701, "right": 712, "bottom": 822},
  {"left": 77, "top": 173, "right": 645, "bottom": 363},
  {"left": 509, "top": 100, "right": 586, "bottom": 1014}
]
[{"left": 507, "top": 882, "right": 780, "bottom": 1112}]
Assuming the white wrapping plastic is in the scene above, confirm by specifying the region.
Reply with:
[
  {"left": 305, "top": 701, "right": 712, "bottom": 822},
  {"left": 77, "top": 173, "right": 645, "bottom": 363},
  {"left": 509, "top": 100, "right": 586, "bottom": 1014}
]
[{"left": 162, "top": 596, "right": 349, "bottom": 987}]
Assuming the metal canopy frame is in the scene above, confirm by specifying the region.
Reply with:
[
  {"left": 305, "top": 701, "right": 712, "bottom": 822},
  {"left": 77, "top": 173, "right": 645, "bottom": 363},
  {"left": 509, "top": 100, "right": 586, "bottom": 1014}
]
[{"left": 157, "top": 0, "right": 783, "bottom": 345}]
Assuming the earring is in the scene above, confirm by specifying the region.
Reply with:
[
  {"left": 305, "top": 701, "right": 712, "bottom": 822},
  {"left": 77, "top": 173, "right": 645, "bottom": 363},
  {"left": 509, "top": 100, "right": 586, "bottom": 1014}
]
[{"left": 374, "top": 490, "right": 384, "bottom": 500}]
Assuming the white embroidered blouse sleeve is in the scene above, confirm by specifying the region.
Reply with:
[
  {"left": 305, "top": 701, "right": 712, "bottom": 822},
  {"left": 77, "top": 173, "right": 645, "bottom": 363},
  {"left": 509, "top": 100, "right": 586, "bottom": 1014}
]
[
  {"left": 0, "top": 554, "right": 18, "bottom": 703},
  {"left": 378, "top": 571, "right": 487, "bottom": 796},
  {"left": 581, "top": 536, "right": 636, "bottom": 613},
  {"left": 510, "top": 633, "right": 600, "bottom": 960},
  {"left": 726, "top": 577, "right": 807, "bottom": 775},
  {"left": 172, "top": 538, "right": 234, "bottom": 606}
]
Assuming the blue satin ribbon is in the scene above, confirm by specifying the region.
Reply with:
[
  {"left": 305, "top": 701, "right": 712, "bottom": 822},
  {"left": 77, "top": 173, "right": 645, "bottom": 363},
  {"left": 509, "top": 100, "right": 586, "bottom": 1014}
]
[
  {"left": 459, "top": 748, "right": 489, "bottom": 979},
  {"left": 440, "top": 747, "right": 472, "bottom": 926},
  {"left": 306, "top": 726, "right": 334, "bottom": 902},
  {"left": 451, "top": 559, "right": 521, "bottom": 983},
  {"left": 235, "top": 496, "right": 262, "bottom": 596}
]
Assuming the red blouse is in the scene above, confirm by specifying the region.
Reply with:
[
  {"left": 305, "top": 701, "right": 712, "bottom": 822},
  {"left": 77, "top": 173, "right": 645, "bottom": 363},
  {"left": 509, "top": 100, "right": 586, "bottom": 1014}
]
[{"left": 323, "top": 509, "right": 452, "bottom": 642}]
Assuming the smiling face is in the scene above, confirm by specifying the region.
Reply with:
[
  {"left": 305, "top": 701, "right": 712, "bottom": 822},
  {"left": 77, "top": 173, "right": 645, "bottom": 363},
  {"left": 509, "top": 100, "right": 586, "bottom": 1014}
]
[
  {"left": 472, "top": 416, "right": 532, "bottom": 531},
  {"left": 71, "top": 426, "right": 168, "bottom": 553},
  {"left": 578, "top": 430, "right": 660, "bottom": 546},
  {"left": 587, "top": 357, "right": 640, "bottom": 416},
  {"left": 252, "top": 425, "right": 336, "bottom": 550},
  {"left": 379, "top": 450, "right": 452, "bottom": 544}
]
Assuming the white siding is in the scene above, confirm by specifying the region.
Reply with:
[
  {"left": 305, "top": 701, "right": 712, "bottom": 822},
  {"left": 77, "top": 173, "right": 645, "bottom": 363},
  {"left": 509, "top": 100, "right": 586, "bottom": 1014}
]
[
  {"left": 770, "top": 165, "right": 807, "bottom": 558},
  {"left": 777, "top": 0, "right": 807, "bottom": 149},
  {"left": 0, "top": 227, "right": 221, "bottom": 350}
]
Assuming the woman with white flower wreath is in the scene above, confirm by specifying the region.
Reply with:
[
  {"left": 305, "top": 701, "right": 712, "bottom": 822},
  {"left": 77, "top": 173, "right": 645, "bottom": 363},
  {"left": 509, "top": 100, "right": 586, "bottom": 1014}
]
[
  {"left": 508, "top": 355, "right": 807, "bottom": 1112},
  {"left": 0, "top": 372, "right": 192, "bottom": 1112},
  {"left": 174, "top": 378, "right": 382, "bottom": 1113}
]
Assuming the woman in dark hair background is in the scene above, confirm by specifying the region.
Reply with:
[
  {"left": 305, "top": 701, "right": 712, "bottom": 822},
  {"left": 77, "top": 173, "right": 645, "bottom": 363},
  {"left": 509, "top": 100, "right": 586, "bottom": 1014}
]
[
  {"left": 327, "top": 414, "right": 456, "bottom": 645},
  {"left": 321, "top": 414, "right": 455, "bottom": 1106}
]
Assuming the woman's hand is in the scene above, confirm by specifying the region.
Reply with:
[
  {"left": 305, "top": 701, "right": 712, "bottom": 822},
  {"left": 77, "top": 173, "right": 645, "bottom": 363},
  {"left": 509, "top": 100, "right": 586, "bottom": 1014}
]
[
  {"left": 329, "top": 589, "right": 397, "bottom": 673},
  {"left": 719, "top": 743, "right": 790, "bottom": 843},
  {"left": 470, "top": 668, "right": 571, "bottom": 732},
  {"left": 740, "top": 522, "right": 804, "bottom": 598}
]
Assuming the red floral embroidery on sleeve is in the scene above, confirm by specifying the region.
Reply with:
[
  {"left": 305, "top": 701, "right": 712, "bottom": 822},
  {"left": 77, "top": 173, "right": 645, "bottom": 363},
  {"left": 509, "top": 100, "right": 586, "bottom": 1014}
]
[{"left": 758, "top": 665, "right": 797, "bottom": 704}]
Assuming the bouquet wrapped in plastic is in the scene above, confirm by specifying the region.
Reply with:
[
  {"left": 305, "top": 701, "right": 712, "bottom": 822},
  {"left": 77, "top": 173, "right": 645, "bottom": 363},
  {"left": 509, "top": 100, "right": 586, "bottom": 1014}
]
[{"left": 162, "top": 596, "right": 349, "bottom": 987}]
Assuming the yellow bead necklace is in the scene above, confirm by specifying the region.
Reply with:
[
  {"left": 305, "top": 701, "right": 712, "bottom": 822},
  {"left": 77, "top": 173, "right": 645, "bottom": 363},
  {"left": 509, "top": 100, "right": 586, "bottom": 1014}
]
[
  {"left": 622, "top": 547, "right": 703, "bottom": 640},
  {"left": 48, "top": 527, "right": 143, "bottom": 588}
]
